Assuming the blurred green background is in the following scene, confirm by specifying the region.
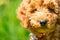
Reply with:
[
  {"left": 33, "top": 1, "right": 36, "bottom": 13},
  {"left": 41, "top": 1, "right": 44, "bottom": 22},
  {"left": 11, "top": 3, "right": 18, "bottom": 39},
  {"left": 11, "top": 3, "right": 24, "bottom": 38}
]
[{"left": 0, "top": 0, "right": 30, "bottom": 40}]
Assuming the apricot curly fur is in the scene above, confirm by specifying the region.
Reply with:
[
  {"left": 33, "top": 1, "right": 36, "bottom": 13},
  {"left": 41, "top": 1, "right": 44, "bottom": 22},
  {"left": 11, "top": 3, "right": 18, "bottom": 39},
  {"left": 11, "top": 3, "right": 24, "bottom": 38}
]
[{"left": 17, "top": 0, "right": 60, "bottom": 40}]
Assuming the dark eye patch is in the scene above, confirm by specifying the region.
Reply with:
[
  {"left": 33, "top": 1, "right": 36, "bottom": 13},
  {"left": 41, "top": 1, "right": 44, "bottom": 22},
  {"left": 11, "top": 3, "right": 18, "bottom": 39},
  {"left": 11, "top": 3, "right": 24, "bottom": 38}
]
[
  {"left": 30, "top": 8, "right": 37, "bottom": 13},
  {"left": 48, "top": 7, "right": 55, "bottom": 13}
]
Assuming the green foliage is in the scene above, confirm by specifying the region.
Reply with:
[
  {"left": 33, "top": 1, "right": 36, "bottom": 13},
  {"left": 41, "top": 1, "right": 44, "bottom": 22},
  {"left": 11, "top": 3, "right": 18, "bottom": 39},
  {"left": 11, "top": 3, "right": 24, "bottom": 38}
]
[{"left": 0, "top": 0, "right": 30, "bottom": 40}]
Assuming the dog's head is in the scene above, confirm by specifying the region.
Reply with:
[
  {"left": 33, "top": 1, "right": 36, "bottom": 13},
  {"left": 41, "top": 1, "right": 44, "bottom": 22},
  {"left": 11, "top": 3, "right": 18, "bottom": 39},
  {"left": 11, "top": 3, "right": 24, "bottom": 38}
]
[{"left": 17, "top": 0, "right": 59, "bottom": 37}]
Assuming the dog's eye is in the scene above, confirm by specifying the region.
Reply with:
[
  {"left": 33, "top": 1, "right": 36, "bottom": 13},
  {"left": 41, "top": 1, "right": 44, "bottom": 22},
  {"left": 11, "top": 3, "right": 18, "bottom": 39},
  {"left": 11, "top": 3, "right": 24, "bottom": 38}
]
[
  {"left": 48, "top": 7, "right": 55, "bottom": 12},
  {"left": 30, "top": 8, "right": 37, "bottom": 13}
]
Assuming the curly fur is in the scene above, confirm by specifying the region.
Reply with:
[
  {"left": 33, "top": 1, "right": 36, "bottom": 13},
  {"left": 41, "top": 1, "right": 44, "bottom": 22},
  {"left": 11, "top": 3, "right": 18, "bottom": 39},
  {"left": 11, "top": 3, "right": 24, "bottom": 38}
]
[{"left": 17, "top": 0, "right": 60, "bottom": 40}]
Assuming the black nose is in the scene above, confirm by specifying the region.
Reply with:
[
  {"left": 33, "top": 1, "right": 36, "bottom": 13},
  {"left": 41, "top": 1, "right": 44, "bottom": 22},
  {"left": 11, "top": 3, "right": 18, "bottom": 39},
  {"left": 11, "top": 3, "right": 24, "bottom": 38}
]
[{"left": 40, "top": 20, "right": 47, "bottom": 26}]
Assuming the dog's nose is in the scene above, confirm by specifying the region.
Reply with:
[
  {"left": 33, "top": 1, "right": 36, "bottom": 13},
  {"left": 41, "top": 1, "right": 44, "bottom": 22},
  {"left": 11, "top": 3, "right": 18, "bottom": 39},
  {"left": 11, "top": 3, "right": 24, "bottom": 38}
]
[{"left": 40, "top": 20, "right": 47, "bottom": 26}]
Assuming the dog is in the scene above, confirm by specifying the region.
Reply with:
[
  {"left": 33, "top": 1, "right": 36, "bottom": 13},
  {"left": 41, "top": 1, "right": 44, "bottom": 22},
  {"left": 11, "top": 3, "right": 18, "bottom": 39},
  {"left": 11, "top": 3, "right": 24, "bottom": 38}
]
[{"left": 16, "top": 0, "right": 60, "bottom": 40}]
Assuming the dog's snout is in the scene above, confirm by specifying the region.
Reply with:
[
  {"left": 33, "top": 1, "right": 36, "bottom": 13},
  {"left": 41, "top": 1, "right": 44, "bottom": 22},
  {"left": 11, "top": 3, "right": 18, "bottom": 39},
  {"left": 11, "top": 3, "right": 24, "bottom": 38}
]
[{"left": 40, "top": 20, "right": 47, "bottom": 26}]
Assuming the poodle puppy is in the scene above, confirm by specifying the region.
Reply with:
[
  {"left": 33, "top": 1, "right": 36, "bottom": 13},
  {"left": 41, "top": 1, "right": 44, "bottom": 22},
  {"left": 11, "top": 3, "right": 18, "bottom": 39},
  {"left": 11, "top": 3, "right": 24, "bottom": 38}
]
[{"left": 16, "top": 0, "right": 60, "bottom": 40}]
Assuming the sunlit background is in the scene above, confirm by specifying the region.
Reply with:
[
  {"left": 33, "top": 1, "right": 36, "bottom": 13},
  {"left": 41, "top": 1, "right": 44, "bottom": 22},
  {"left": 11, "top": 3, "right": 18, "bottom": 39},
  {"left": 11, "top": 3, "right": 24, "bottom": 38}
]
[{"left": 0, "top": 0, "right": 30, "bottom": 40}]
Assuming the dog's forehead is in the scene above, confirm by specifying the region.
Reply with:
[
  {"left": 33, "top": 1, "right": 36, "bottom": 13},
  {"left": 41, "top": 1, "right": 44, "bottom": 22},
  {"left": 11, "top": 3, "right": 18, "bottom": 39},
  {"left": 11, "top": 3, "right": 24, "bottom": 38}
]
[{"left": 25, "top": 0, "right": 58, "bottom": 12}]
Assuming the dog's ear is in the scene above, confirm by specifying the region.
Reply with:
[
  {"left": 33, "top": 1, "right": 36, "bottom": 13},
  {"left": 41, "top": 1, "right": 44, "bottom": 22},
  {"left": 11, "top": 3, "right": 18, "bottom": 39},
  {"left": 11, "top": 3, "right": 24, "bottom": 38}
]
[
  {"left": 58, "top": 0, "right": 60, "bottom": 25},
  {"left": 16, "top": 2, "right": 29, "bottom": 29},
  {"left": 56, "top": 0, "right": 60, "bottom": 25}
]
